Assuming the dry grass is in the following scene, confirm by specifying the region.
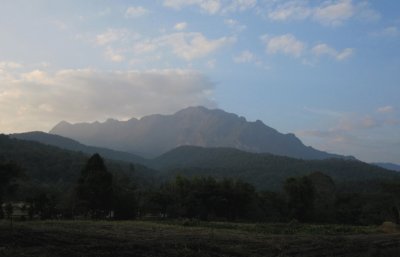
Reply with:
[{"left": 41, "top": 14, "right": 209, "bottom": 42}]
[{"left": 0, "top": 220, "right": 399, "bottom": 257}]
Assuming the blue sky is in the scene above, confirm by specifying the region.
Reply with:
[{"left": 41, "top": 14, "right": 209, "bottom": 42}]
[{"left": 0, "top": 0, "right": 399, "bottom": 163}]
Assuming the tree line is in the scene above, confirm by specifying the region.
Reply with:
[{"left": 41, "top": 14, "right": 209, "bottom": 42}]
[{"left": 1, "top": 153, "right": 400, "bottom": 225}]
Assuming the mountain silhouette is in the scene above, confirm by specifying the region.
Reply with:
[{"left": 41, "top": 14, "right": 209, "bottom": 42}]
[{"left": 50, "top": 106, "right": 352, "bottom": 160}]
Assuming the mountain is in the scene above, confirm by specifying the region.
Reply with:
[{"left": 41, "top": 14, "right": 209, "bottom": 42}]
[
  {"left": 11, "top": 131, "right": 147, "bottom": 165},
  {"left": 1, "top": 134, "right": 398, "bottom": 192},
  {"left": 0, "top": 134, "right": 154, "bottom": 187},
  {"left": 372, "top": 162, "right": 400, "bottom": 172},
  {"left": 151, "top": 146, "right": 399, "bottom": 190},
  {"left": 50, "top": 106, "right": 351, "bottom": 160}
]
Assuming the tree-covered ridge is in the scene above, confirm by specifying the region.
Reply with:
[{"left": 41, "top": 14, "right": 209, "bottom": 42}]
[
  {"left": 152, "top": 146, "right": 399, "bottom": 190},
  {"left": 0, "top": 135, "right": 399, "bottom": 225},
  {"left": 11, "top": 131, "right": 147, "bottom": 165},
  {"left": 0, "top": 134, "right": 154, "bottom": 187}
]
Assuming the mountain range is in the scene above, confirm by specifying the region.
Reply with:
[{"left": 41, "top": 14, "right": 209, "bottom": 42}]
[
  {"left": 372, "top": 162, "right": 400, "bottom": 172},
  {"left": 3, "top": 134, "right": 398, "bottom": 191},
  {"left": 49, "top": 106, "right": 352, "bottom": 160}
]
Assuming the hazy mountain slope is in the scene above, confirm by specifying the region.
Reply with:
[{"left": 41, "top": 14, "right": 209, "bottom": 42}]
[
  {"left": 11, "top": 131, "right": 147, "bottom": 165},
  {"left": 0, "top": 134, "right": 154, "bottom": 187},
  {"left": 372, "top": 162, "right": 400, "bottom": 172},
  {"left": 151, "top": 146, "right": 398, "bottom": 190},
  {"left": 50, "top": 106, "right": 350, "bottom": 160}
]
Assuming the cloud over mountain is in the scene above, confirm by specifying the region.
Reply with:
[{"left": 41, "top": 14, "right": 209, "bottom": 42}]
[{"left": 0, "top": 68, "right": 216, "bottom": 133}]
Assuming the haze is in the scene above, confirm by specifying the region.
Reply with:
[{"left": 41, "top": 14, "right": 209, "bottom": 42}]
[{"left": 0, "top": 0, "right": 399, "bottom": 163}]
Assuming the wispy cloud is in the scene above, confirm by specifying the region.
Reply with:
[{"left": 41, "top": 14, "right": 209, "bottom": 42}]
[
  {"left": 312, "top": 44, "right": 353, "bottom": 61},
  {"left": 299, "top": 107, "right": 399, "bottom": 141},
  {"left": 95, "top": 28, "right": 131, "bottom": 46},
  {"left": 0, "top": 68, "right": 216, "bottom": 133},
  {"left": 174, "top": 22, "right": 188, "bottom": 31},
  {"left": 224, "top": 19, "right": 246, "bottom": 33},
  {"left": 161, "top": 32, "right": 236, "bottom": 60},
  {"left": 131, "top": 32, "right": 235, "bottom": 61},
  {"left": 265, "top": 0, "right": 380, "bottom": 26},
  {"left": 377, "top": 106, "right": 394, "bottom": 114},
  {"left": 261, "top": 34, "right": 305, "bottom": 57},
  {"left": 163, "top": 0, "right": 222, "bottom": 14},
  {"left": 266, "top": 1, "right": 312, "bottom": 21},
  {"left": 125, "top": 6, "right": 149, "bottom": 18},
  {"left": 163, "top": 0, "right": 257, "bottom": 15},
  {"left": 233, "top": 50, "right": 255, "bottom": 63},
  {"left": 0, "top": 61, "right": 23, "bottom": 69},
  {"left": 261, "top": 34, "right": 353, "bottom": 62},
  {"left": 104, "top": 47, "right": 125, "bottom": 62},
  {"left": 371, "top": 26, "right": 399, "bottom": 38},
  {"left": 313, "top": 0, "right": 354, "bottom": 26}
]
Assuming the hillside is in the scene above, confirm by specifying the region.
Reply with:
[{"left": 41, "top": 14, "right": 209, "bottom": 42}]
[
  {"left": 151, "top": 146, "right": 399, "bottom": 190},
  {"left": 2, "top": 134, "right": 398, "bottom": 192},
  {"left": 373, "top": 162, "right": 400, "bottom": 172},
  {"left": 11, "top": 131, "right": 147, "bottom": 165},
  {"left": 0, "top": 134, "right": 154, "bottom": 187},
  {"left": 50, "top": 106, "right": 351, "bottom": 160}
]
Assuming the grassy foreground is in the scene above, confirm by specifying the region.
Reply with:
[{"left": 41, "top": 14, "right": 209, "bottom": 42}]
[{"left": 0, "top": 220, "right": 399, "bottom": 257}]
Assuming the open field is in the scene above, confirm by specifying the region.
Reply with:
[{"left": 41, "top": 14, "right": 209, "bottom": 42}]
[{"left": 0, "top": 220, "right": 399, "bottom": 257}]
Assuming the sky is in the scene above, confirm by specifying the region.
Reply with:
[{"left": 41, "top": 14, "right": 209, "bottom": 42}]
[{"left": 0, "top": 0, "right": 399, "bottom": 164}]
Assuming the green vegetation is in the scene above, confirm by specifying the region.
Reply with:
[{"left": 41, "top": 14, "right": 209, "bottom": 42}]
[
  {"left": 76, "top": 154, "right": 114, "bottom": 218},
  {"left": 152, "top": 146, "right": 399, "bottom": 190},
  {"left": 1, "top": 134, "right": 400, "bottom": 256},
  {"left": 1, "top": 134, "right": 400, "bottom": 226}
]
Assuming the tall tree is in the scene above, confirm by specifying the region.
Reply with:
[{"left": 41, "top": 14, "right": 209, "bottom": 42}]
[
  {"left": 284, "top": 176, "right": 315, "bottom": 222},
  {"left": 0, "top": 162, "right": 21, "bottom": 219},
  {"left": 76, "top": 154, "right": 113, "bottom": 219}
]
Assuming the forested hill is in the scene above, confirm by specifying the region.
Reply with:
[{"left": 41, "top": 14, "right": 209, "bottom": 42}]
[
  {"left": 151, "top": 146, "right": 399, "bottom": 190},
  {"left": 11, "top": 131, "right": 147, "bottom": 165},
  {"left": 1, "top": 134, "right": 398, "bottom": 191},
  {"left": 0, "top": 134, "right": 153, "bottom": 187}
]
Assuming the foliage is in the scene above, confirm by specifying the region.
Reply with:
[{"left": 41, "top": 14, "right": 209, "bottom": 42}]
[
  {"left": 76, "top": 154, "right": 114, "bottom": 218},
  {"left": 0, "top": 161, "right": 22, "bottom": 218},
  {"left": 152, "top": 146, "right": 400, "bottom": 191},
  {"left": 284, "top": 176, "right": 315, "bottom": 222}
]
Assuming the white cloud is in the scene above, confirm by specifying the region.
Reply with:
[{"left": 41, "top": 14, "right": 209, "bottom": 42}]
[
  {"left": 377, "top": 106, "right": 394, "bottom": 114},
  {"left": 265, "top": 0, "right": 380, "bottom": 26},
  {"left": 312, "top": 43, "right": 353, "bottom": 60},
  {"left": 133, "top": 40, "right": 158, "bottom": 55},
  {"left": 105, "top": 47, "right": 125, "bottom": 62},
  {"left": 372, "top": 26, "right": 399, "bottom": 38},
  {"left": 95, "top": 28, "right": 130, "bottom": 46},
  {"left": 164, "top": 0, "right": 222, "bottom": 14},
  {"left": 160, "top": 32, "right": 236, "bottom": 60},
  {"left": 174, "top": 22, "right": 188, "bottom": 31},
  {"left": 125, "top": 6, "right": 149, "bottom": 18},
  {"left": 233, "top": 50, "right": 255, "bottom": 63},
  {"left": 164, "top": 0, "right": 256, "bottom": 14},
  {"left": 313, "top": 0, "right": 354, "bottom": 26},
  {"left": 224, "top": 19, "right": 246, "bottom": 32},
  {"left": 0, "top": 62, "right": 23, "bottom": 69},
  {"left": 95, "top": 30, "right": 234, "bottom": 63},
  {"left": 222, "top": 0, "right": 257, "bottom": 13},
  {"left": 0, "top": 69, "right": 216, "bottom": 133},
  {"left": 267, "top": 1, "right": 311, "bottom": 21},
  {"left": 262, "top": 34, "right": 305, "bottom": 57},
  {"left": 166, "top": 33, "right": 234, "bottom": 60}
]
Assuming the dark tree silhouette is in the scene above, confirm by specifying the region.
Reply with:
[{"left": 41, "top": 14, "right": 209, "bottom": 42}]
[
  {"left": 76, "top": 154, "right": 113, "bottom": 219},
  {"left": 0, "top": 162, "right": 21, "bottom": 219},
  {"left": 284, "top": 176, "right": 315, "bottom": 222}
]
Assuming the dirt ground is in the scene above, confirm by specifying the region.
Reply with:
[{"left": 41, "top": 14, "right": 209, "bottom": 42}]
[{"left": 0, "top": 220, "right": 399, "bottom": 257}]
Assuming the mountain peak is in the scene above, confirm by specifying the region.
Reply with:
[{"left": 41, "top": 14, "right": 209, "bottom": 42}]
[{"left": 50, "top": 106, "right": 347, "bottom": 160}]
